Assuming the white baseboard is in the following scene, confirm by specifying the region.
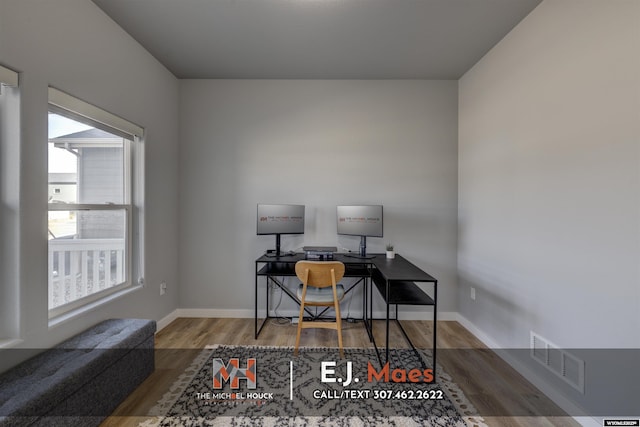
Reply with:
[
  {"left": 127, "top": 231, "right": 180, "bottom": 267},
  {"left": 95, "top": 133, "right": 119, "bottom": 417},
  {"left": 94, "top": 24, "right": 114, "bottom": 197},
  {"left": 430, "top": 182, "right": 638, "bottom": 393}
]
[
  {"left": 174, "top": 308, "right": 458, "bottom": 321},
  {"left": 456, "top": 313, "right": 600, "bottom": 427},
  {"left": 156, "top": 308, "right": 459, "bottom": 331},
  {"left": 396, "top": 310, "right": 459, "bottom": 321},
  {"left": 156, "top": 309, "right": 180, "bottom": 332},
  {"left": 176, "top": 308, "right": 255, "bottom": 318},
  {"left": 264, "top": 307, "right": 458, "bottom": 321}
]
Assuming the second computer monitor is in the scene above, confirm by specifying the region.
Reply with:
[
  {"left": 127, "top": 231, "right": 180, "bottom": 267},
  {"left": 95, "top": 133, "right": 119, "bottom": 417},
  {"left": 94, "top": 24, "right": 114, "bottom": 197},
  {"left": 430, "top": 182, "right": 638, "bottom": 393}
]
[{"left": 337, "top": 205, "right": 383, "bottom": 257}]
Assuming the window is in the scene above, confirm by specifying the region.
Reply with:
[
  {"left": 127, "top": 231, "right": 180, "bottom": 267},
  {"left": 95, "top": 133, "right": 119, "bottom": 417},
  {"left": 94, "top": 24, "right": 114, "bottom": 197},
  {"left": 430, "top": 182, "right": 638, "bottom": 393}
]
[
  {"left": 0, "top": 64, "right": 20, "bottom": 342},
  {"left": 47, "top": 87, "right": 144, "bottom": 319}
]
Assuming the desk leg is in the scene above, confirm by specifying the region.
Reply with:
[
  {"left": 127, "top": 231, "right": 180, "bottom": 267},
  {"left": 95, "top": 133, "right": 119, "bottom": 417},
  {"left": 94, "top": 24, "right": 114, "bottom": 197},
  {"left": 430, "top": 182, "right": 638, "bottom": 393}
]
[
  {"left": 433, "top": 281, "right": 437, "bottom": 379},
  {"left": 254, "top": 268, "right": 258, "bottom": 339},
  {"left": 254, "top": 274, "right": 272, "bottom": 339},
  {"left": 385, "top": 280, "right": 390, "bottom": 364},
  {"left": 369, "top": 278, "right": 383, "bottom": 366},
  {"left": 362, "top": 276, "right": 366, "bottom": 323},
  {"left": 369, "top": 277, "right": 373, "bottom": 339},
  {"left": 364, "top": 277, "right": 373, "bottom": 342}
]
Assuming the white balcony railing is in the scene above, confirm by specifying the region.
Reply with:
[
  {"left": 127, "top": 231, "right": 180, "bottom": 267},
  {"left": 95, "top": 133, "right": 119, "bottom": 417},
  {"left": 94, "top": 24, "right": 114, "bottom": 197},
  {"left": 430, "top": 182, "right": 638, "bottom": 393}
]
[{"left": 48, "top": 238, "right": 126, "bottom": 309}]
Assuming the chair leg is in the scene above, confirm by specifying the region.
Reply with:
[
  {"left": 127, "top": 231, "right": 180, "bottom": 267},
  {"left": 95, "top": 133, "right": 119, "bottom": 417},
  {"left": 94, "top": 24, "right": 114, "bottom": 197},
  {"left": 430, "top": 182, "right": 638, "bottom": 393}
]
[
  {"left": 335, "top": 297, "right": 343, "bottom": 359},
  {"left": 294, "top": 295, "right": 306, "bottom": 356}
]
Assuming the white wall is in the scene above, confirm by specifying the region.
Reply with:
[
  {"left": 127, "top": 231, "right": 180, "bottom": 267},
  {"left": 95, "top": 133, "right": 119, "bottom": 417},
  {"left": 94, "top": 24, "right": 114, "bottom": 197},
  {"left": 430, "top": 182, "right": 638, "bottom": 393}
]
[
  {"left": 179, "top": 80, "right": 458, "bottom": 317},
  {"left": 458, "top": 0, "right": 639, "bottom": 415},
  {"left": 0, "top": 0, "right": 179, "bottom": 360}
]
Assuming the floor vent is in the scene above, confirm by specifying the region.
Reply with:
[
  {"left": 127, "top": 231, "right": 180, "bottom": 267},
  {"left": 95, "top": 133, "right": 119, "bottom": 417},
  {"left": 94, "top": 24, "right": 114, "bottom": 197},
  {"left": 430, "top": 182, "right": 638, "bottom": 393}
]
[{"left": 530, "top": 332, "right": 585, "bottom": 393}]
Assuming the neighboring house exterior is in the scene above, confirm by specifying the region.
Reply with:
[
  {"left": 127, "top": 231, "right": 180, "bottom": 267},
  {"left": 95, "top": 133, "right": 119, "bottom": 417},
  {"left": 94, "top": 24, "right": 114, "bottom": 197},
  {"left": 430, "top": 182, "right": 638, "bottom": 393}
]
[
  {"left": 50, "top": 128, "right": 124, "bottom": 239},
  {"left": 48, "top": 172, "right": 77, "bottom": 204}
]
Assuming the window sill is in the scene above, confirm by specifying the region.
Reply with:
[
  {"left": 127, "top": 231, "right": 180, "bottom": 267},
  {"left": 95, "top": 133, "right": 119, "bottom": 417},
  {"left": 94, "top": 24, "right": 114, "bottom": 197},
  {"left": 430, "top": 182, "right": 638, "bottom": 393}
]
[
  {"left": 0, "top": 338, "right": 23, "bottom": 349},
  {"left": 48, "top": 284, "right": 143, "bottom": 329}
]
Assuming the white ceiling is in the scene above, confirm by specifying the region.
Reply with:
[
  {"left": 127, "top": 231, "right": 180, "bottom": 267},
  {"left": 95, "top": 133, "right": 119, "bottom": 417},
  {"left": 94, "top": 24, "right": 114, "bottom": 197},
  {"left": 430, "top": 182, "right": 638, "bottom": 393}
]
[{"left": 92, "top": 0, "right": 541, "bottom": 80}]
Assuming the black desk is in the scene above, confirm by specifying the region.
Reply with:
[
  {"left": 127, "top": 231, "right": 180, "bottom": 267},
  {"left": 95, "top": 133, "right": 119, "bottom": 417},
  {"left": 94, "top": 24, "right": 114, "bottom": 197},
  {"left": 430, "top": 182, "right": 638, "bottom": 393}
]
[
  {"left": 368, "top": 256, "right": 438, "bottom": 370},
  {"left": 255, "top": 253, "right": 438, "bottom": 370},
  {"left": 254, "top": 253, "right": 371, "bottom": 336}
]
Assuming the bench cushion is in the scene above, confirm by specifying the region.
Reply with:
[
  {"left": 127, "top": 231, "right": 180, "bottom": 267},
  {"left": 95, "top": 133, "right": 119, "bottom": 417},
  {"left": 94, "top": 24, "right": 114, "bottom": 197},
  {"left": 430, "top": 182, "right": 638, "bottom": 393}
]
[{"left": 0, "top": 318, "right": 155, "bottom": 425}]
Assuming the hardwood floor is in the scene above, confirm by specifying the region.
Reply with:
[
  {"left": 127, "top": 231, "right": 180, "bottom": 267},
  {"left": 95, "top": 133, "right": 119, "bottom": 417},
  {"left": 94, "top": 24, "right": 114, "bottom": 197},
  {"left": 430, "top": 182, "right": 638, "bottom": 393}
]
[{"left": 101, "top": 318, "right": 580, "bottom": 427}]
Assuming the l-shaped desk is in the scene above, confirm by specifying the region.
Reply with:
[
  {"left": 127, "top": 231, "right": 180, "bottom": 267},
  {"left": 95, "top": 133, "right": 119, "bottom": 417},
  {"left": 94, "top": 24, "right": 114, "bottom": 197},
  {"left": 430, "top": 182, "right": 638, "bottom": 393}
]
[{"left": 254, "top": 253, "right": 438, "bottom": 371}]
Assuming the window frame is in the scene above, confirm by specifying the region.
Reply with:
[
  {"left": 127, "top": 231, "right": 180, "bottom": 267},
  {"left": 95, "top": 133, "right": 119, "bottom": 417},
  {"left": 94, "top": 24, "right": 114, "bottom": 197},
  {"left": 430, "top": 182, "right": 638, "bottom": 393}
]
[
  {"left": 0, "top": 64, "right": 20, "bottom": 343},
  {"left": 0, "top": 64, "right": 18, "bottom": 87},
  {"left": 47, "top": 87, "right": 144, "bottom": 320}
]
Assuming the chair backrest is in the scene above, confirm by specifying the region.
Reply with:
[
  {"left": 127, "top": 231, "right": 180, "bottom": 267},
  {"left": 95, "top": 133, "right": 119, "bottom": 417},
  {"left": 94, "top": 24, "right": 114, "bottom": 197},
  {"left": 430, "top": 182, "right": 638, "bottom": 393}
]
[{"left": 295, "top": 261, "right": 345, "bottom": 288}]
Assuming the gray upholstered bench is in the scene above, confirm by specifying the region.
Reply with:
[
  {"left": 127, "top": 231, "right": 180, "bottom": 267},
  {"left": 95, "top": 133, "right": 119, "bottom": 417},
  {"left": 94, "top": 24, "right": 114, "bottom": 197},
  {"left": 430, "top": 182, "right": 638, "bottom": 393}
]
[{"left": 0, "top": 318, "right": 156, "bottom": 427}]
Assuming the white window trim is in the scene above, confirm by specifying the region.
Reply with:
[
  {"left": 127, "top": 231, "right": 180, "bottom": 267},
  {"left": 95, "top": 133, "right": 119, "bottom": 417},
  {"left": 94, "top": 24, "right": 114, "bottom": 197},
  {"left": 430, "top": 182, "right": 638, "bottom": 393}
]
[
  {"left": 47, "top": 87, "right": 145, "bottom": 321},
  {"left": 0, "top": 64, "right": 19, "bottom": 87},
  {"left": 0, "top": 64, "right": 20, "bottom": 343},
  {"left": 48, "top": 87, "right": 143, "bottom": 138}
]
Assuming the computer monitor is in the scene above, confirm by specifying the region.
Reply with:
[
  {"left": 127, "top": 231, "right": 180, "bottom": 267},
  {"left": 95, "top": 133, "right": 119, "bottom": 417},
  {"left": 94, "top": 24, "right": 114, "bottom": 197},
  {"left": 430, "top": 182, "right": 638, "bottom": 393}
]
[
  {"left": 336, "top": 205, "right": 383, "bottom": 258},
  {"left": 257, "top": 204, "right": 305, "bottom": 256}
]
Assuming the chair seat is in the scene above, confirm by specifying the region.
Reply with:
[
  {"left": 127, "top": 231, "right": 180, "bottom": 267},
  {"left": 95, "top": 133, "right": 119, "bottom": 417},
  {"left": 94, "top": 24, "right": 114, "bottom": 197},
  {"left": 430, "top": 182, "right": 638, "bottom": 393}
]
[{"left": 297, "top": 283, "right": 345, "bottom": 303}]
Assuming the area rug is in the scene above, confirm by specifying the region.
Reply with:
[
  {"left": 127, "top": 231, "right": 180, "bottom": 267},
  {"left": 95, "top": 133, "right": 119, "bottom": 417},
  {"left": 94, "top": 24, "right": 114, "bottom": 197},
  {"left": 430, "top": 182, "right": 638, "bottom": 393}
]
[{"left": 140, "top": 345, "right": 486, "bottom": 427}]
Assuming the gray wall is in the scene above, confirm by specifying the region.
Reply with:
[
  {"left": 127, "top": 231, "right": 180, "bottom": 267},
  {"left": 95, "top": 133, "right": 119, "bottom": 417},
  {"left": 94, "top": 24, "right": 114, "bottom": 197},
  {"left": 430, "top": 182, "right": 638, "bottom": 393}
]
[
  {"left": 0, "top": 0, "right": 179, "bottom": 355},
  {"left": 179, "top": 80, "right": 459, "bottom": 317},
  {"left": 458, "top": 0, "right": 639, "bottom": 349},
  {"left": 458, "top": 0, "right": 639, "bottom": 415}
]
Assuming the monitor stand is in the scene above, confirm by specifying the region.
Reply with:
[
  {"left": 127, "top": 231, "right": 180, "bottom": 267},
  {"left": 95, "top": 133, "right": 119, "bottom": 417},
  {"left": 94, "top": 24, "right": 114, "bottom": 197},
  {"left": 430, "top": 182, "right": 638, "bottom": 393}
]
[
  {"left": 265, "top": 234, "right": 282, "bottom": 257},
  {"left": 344, "top": 236, "right": 375, "bottom": 259},
  {"left": 265, "top": 235, "right": 296, "bottom": 258}
]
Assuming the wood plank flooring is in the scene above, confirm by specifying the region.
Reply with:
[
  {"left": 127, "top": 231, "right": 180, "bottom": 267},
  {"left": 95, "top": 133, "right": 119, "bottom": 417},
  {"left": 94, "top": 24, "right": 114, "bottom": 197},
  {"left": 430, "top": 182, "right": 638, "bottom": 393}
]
[{"left": 101, "top": 318, "right": 580, "bottom": 427}]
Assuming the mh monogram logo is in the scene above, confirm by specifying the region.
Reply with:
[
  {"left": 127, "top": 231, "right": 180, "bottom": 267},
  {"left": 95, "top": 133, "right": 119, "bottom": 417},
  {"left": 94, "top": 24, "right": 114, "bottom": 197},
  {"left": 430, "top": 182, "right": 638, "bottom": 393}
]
[{"left": 212, "top": 358, "right": 257, "bottom": 389}]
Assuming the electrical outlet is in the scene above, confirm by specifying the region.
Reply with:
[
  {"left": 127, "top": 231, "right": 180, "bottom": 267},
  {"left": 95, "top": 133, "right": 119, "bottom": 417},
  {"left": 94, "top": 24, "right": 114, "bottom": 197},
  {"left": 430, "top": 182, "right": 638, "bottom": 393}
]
[
  {"left": 160, "top": 281, "right": 167, "bottom": 296},
  {"left": 291, "top": 317, "right": 299, "bottom": 324},
  {"left": 470, "top": 287, "right": 476, "bottom": 301}
]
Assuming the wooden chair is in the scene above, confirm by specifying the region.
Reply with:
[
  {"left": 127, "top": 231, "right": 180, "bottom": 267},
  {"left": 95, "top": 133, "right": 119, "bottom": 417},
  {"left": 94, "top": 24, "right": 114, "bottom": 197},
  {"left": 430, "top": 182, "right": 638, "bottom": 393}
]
[{"left": 294, "top": 261, "right": 346, "bottom": 357}]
